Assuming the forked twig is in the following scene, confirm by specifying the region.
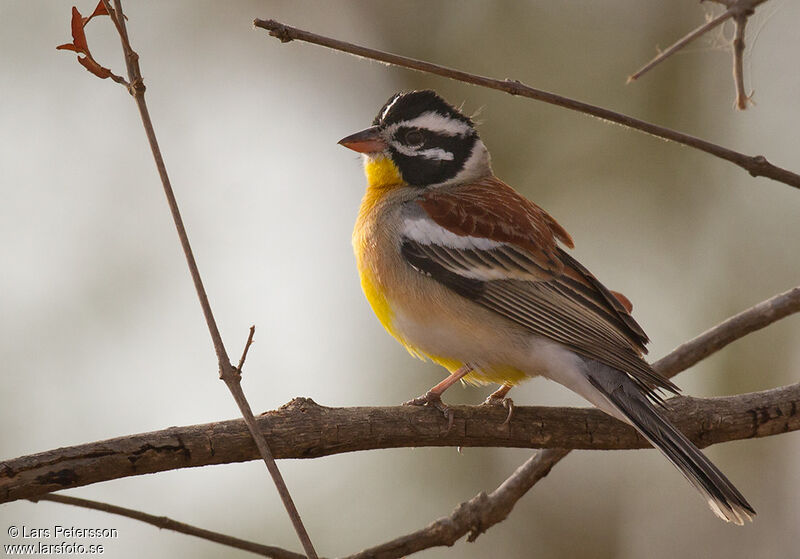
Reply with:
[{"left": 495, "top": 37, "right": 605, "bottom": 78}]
[
  {"left": 64, "top": 1, "right": 319, "bottom": 556},
  {"left": 628, "top": 0, "right": 766, "bottom": 109},
  {"left": 627, "top": 8, "right": 737, "bottom": 82}
]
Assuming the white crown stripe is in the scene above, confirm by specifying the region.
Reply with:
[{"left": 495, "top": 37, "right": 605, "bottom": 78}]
[{"left": 380, "top": 94, "right": 402, "bottom": 122}]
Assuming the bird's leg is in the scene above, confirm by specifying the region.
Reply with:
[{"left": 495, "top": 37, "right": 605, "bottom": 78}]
[
  {"left": 482, "top": 383, "right": 515, "bottom": 425},
  {"left": 403, "top": 364, "right": 473, "bottom": 428},
  {"left": 483, "top": 383, "right": 512, "bottom": 403}
]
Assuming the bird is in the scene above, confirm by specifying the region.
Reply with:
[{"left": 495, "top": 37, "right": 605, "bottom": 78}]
[{"left": 338, "top": 89, "right": 755, "bottom": 524}]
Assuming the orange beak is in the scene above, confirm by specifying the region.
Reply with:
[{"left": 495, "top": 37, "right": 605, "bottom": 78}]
[{"left": 338, "top": 126, "right": 387, "bottom": 153}]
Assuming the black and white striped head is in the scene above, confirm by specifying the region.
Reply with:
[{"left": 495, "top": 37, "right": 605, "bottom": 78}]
[{"left": 339, "top": 90, "right": 491, "bottom": 188}]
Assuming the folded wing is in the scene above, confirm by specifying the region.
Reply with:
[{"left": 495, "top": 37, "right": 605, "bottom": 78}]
[{"left": 401, "top": 177, "right": 678, "bottom": 399}]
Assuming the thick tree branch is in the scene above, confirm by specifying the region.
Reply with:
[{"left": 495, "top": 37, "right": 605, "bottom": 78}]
[
  {"left": 2, "top": 383, "right": 798, "bottom": 505},
  {"left": 3, "top": 285, "right": 798, "bottom": 504},
  {"left": 342, "top": 285, "right": 800, "bottom": 557},
  {"left": 253, "top": 18, "right": 800, "bottom": 190}
]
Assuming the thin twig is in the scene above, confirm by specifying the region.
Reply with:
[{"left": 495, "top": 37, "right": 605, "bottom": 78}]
[
  {"left": 238, "top": 325, "right": 257, "bottom": 371},
  {"left": 252, "top": 18, "right": 800, "bottom": 190},
  {"left": 101, "top": 4, "right": 225, "bottom": 370},
  {"left": 343, "top": 449, "right": 571, "bottom": 559},
  {"left": 102, "top": 2, "right": 317, "bottom": 557},
  {"left": 732, "top": 13, "right": 750, "bottom": 109},
  {"left": 629, "top": 0, "right": 766, "bottom": 108},
  {"left": 29, "top": 494, "right": 305, "bottom": 559},
  {"left": 627, "top": 8, "right": 736, "bottom": 82},
  {"left": 654, "top": 286, "right": 800, "bottom": 377}
]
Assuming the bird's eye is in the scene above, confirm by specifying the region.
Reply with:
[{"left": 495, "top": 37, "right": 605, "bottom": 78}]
[{"left": 404, "top": 129, "right": 425, "bottom": 147}]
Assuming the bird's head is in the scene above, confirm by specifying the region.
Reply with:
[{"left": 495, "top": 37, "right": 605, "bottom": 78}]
[{"left": 339, "top": 90, "right": 491, "bottom": 188}]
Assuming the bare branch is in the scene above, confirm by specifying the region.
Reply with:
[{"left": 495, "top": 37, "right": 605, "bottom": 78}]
[
  {"left": 336, "top": 285, "right": 800, "bottom": 558},
  {"left": 343, "top": 449, "right": 571, "bottom": 559},
  {"left": 346, "top": 385, "right": 800, "bottom": 558},
  {"left": 252, "top": 18, "right": 800, "bottom": 190},
  {"left": 30, "top": 494, "right": 304, "bottom": 559},
  {"left": 2, "top": 284, "right": 797, "bottom": 504},
  {"left": 2, "top": 383, "right": 797, "bottom": 505},
  {"left": 628, "top": 7, "right": 736, "bottom": 82},
  {"left": 628, "top": 0, "right": 766, "bottom": 108},
  {"left": 238, "top": 325, "right": 257, "bottom": 371},
  {"left": 654, "top": 286, "right": 800, "bottom": 377},
  {"left": 95, "top": 2, "right": 318, "bottom": 556},
  {"left": 732, "top": 13, "right": 751, "bottom": 109}
]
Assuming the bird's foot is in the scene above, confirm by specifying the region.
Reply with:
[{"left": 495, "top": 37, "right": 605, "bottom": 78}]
[
  {"left": 481, "top": 394, "right": 515, "bottom": 426},
  {"left": 403, "top": 390, "right": 454, "bottom": 431}
]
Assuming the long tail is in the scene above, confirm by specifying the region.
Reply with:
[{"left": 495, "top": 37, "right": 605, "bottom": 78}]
[{"left": 581, "top": 359, "right": 756, "bottom": 525}]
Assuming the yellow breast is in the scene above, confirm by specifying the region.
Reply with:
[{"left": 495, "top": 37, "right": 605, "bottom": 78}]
[
  {"left": 353, "top": 155, "right": 430, "bottom": 361},
  {"left": 351, "top": 154, "right": 528, "bottom": 385},
  {"left": 352, "top": 155, "right": 406, "bottom": 342}
]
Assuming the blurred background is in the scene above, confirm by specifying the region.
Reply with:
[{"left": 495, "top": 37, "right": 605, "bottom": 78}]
[{"left": 2, "top": 1, "right": 799, "bottom": 557}]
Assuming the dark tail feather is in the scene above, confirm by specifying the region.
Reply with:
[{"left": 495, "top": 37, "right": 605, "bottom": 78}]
[{"left": 583, "top": 359, "right": 756, "bottom": 525}]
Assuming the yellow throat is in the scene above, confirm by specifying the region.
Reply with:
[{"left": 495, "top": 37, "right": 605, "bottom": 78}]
[
  {"left": 354, "top": 155, "right": 404, "bottom": 340},
  {"left": 364, "top": 154, "right": 403, "bottom": 190}
]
